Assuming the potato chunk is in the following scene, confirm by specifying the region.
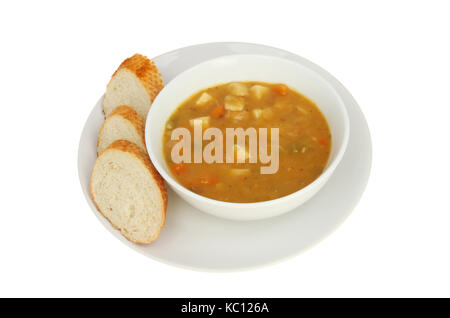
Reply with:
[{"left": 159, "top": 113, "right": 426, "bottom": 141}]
[
  {"left": 224, "top": 95, "right": 244, "bottom": 111},
  {"left": 196, "top": 92, "right": 214, "bottom": 106},
  {"left": 189, "top": 116, "right": 210, "bottom": 128},
  {"left": 252, "top": 108, "right": 262, "bottom": 119},
  {"left": 228, "top": 82, "right": 249, "bottom": 96},
  {"left": 250, "top": 84, "right": 269, "bottom": 100}
]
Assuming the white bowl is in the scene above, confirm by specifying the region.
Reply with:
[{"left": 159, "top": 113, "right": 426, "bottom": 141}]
[{"left": 146, "top": 54, "right": 350, "bottom": 221}]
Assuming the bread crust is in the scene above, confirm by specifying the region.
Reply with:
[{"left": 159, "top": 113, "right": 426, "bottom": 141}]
[
  {"left": 97, "top": 105, "right": 146, "bottom": 155},
  {"left": 108, "top": 53, "right": 163, "bottom": 104},
  {"left": 90, "top": 140, "right": 168, "bottom": 244}
]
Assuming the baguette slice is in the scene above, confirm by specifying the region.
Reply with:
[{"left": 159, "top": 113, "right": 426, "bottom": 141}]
[
  {"left": 90, "top": 140, "right": 167, "bottom": 244},
  {"left": 103, "top": 54, "right": 163, "bottom": 120},
  {"left": 97, "top": 105, "right": 146, "bottom": 155}
]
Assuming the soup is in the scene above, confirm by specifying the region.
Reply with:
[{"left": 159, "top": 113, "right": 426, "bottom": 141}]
[{"left": 162, "top": 81, "right": 331, "bottom": 203}]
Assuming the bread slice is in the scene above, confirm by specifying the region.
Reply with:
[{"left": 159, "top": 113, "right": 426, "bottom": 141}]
[
  {"left": 90, "top": 140, "right": 167, "bottom": 244},
  {"left": 103, "top": 54, "right": 163, "bottom": 121},
  {"left": 97, "top": 105, "right": 146, "bottom": 155}
]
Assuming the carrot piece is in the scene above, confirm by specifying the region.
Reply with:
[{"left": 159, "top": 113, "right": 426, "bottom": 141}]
[
  {"left": 272, "top": 84, "right": 288, "bottom": 96},
  {"left": 172, "top": 163, "right": 186, "bottom": 175},
  {"left": 199, "top": 176, "right": 219, "bottom": 185},
  {"left": 210, "top": 105, "right": 226, "bottom": 118},
  {"left": 318, "top": 137, "right": 328, "bottom": 146}
]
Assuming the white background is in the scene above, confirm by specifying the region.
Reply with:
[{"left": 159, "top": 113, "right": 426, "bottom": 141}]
[{"left": 0, "top": 1, "right": 449, "bottom": 297}]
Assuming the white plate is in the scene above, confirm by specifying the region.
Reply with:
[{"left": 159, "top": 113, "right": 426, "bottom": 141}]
[{"left": 78, "top": 42, "right": 372, "bottom": 272}]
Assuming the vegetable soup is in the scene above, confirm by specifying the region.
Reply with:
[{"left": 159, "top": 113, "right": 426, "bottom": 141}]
[{"left": 162, "top": 81, "right": 331, "bottom": 203}]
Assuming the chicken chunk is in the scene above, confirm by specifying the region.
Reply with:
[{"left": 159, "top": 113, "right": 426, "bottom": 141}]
[
  {"left": 228, "top": 82, "right": 249, "bottom": 96},
  {"left": 196, "top": 92, "right": 214, "bottom": 106},
  {"left": 224, "top": 95, "right": 245, "bottom": 111},
  {"left": 189, "top": 116, "right": 210, "bottom": 128},
  {"left": 250, "top": 84, "right": 269, "bottom": 100}
]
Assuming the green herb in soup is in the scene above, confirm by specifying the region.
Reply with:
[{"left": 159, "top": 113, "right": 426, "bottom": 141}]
[{"left": 162, "top": 81, "right": 331, "bottom": 203}]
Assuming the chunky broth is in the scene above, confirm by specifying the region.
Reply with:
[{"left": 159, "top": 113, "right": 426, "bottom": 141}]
[{"left": 162, "top": 81, "right": 331, "bottom": 203}]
